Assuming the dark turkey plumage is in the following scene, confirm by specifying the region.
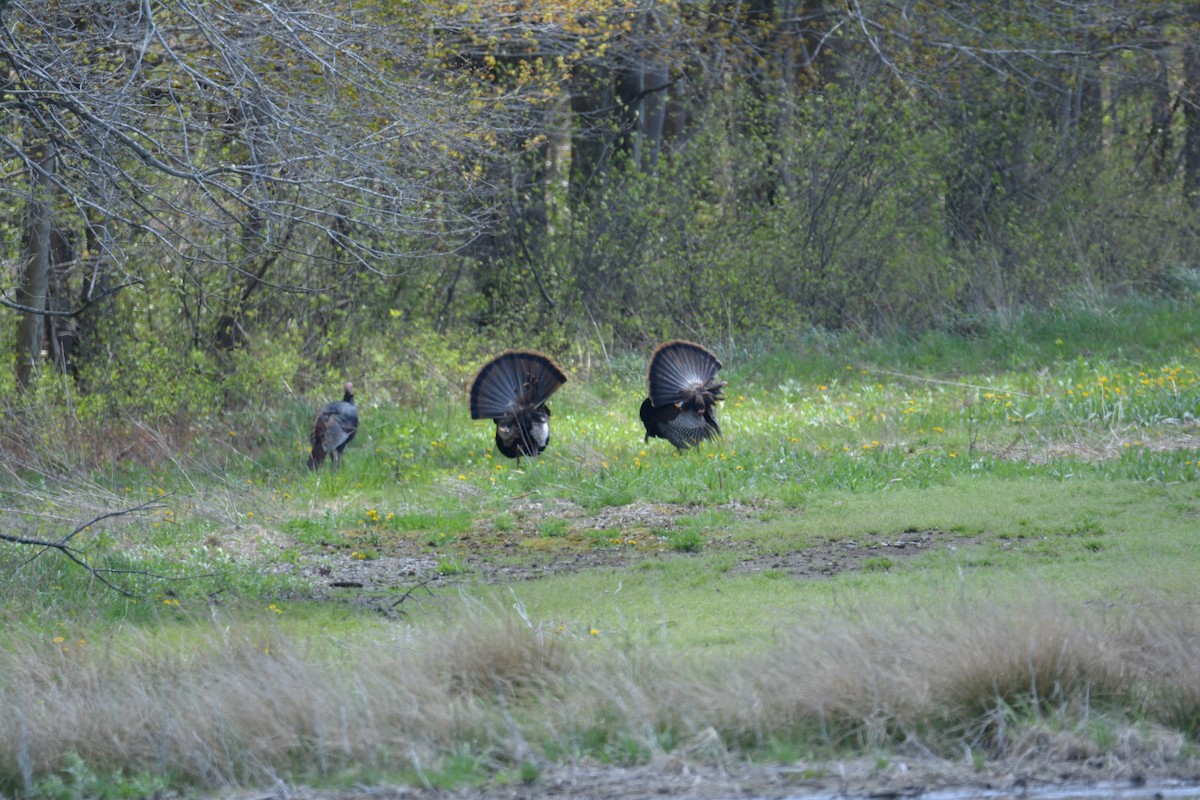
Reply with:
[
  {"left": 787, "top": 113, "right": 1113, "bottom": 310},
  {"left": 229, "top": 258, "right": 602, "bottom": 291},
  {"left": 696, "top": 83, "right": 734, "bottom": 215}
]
[
  {"left": 640, "top": 341, "right": 726, "bottom": 450},
  {"left": 308, "top": 381, "right": 359, "bottom": 470},
  {"left": 470, "top": 351, "right": 567, "bottom": 460}
]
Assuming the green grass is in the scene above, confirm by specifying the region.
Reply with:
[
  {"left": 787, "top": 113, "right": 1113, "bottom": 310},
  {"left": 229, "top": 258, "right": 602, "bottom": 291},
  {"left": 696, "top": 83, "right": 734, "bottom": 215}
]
[{"left": 2, "top": 294, "right": 1200, "bottom": 793}]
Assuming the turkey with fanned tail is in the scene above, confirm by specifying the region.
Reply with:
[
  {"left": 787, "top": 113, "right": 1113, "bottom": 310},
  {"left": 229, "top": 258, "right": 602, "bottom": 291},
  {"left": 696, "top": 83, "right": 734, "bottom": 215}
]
[
  {"left": 640, "top": 341, "right": 726, "bottom": 450},
  {"left": 308, "top": 382, "right": 359, "bottom": 470},
  {"left": 469, "top": 351, "right": 567, "bottom": 460}
]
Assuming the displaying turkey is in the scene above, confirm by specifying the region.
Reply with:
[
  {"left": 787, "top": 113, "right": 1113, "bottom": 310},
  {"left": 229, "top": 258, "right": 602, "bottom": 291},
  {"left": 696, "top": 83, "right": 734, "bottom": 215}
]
[
  {"left": 307, "top": 381, "right": 359, "bottom": 470},
  {"left": 470, "top": 351, "right": 567, "bottom": 460},
  {"left": 640, "top": 340, "right": 726, "bottom": 450}
]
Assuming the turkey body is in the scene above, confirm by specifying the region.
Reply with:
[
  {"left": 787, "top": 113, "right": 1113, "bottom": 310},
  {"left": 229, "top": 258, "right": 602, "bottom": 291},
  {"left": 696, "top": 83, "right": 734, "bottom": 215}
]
[
  {"left": 640, "top": 341, "right": 726, "bottom": 450},
  {"left": 308, "top": 382, "right": 359, "bottom": 470},
  {"left": 470, "top": 351, "right": 567, "bottom": 459}
]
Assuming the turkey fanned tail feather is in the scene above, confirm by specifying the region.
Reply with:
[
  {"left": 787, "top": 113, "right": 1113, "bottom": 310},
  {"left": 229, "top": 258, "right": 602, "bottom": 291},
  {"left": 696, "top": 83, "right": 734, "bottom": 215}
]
[
  {"left": 641, "top": 341, "right": 726, "bottom": 450},
  {"left": 470, "top": 351, "right": 567, "bottom": 459}
]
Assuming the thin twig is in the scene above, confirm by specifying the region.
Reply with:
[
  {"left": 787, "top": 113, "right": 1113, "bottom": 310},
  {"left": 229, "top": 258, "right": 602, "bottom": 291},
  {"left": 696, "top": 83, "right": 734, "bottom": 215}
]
[
  {"left": 388, "top": 577, "right": 438, "bottom": 615},
  {"left": 0, "top": 279, "right": 143, "bottom": 317},
  {"left": 863, "top": 367, "right": 1035, "bottom": 398},
  {"left": 1, "top": 500, "right": 168, "bottom": 596}
]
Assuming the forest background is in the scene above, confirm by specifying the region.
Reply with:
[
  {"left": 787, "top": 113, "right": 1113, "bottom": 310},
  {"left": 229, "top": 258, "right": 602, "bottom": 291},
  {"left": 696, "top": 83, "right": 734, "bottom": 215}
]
[{"left": 4, "top": 0, "right": 1200, "bottom": 427}]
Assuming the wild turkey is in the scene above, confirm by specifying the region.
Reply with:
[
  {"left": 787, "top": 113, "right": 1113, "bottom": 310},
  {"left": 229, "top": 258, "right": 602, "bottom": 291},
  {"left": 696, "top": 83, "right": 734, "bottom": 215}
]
[
  {"left": 469, "top": 351, "right": 567, "bottom": 460},
  {"left": 640, "top": 340, "right": 726, "bottom": 450},
  {"left": 307, "top": 381, "right": 359, "bottom": 470}
]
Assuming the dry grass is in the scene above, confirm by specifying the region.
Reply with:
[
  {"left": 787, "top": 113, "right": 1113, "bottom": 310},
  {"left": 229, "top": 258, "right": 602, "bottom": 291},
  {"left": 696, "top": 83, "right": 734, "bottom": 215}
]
[
  {"left": 704, "top": 598, "right": 1145, "bottom": 750},
  {"left": 1, "top": 595, "right": 1197, "bottom": 793}
]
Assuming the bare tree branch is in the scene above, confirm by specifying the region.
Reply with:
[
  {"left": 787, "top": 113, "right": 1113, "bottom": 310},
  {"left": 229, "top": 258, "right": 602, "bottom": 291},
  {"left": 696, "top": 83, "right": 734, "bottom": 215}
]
[
  {"left": 0, "top": 279, "right": 143, "bottom": 318},
  {"left": 2, "top": 500, "right": 167, "bottom": 596}
]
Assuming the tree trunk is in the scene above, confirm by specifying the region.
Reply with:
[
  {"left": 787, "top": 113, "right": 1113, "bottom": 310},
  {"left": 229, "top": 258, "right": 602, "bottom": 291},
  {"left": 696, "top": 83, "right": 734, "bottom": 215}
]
[
  {"left": 15, "top": 139, "right": 55, "bottom": 392},
  {"left": 1183, "top": 28, "right": 1200, "bottom": 208},
  {"left": 569, "top": 62, "right": 617, "bottom": 210},
  {"left": 70, "top": 208, "right": 115, "bottom": 385}
]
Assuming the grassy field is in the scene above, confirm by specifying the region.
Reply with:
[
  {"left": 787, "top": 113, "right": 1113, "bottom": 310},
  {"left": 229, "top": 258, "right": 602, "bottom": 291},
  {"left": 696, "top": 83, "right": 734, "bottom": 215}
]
[{"left": 2, "top": 295, "right": 1200, "bottom": 797}]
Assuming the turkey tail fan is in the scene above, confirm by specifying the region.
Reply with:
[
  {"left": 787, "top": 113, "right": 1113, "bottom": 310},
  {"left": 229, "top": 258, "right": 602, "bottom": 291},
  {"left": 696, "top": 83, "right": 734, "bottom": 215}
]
[
  {"left": 646, "top": 340, "right": 725, "bottom": 408},
  {"left": 469, "top": 351, "right": 567, "bottom": 420}
]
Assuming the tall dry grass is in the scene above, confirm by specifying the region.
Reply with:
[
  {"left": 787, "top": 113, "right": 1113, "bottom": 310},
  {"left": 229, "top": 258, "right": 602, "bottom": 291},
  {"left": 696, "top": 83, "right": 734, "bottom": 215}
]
[{"left": 1, "top": 595, "right": 1197, "bottom": 793}]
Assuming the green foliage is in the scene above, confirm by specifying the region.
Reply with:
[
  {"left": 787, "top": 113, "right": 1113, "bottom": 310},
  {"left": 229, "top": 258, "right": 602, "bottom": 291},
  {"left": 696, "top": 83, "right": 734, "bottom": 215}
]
[
  {"left": 435, "top": 555, "right": 469, "bottom": 575},
  {"left": 30, "top": 753, "right": 169, "bottom": 800},
  {"left": 537, "top": 518, "right": 569, "bottom": 538},
  {"left": 517, "top": 760, "right": 541, "bottom": 785},
  {"left": 666, "top": 528, "right": 704, "bottom": 553},
  {"left": 4, "top": 0, "right": 1200, "bottom": 433}
]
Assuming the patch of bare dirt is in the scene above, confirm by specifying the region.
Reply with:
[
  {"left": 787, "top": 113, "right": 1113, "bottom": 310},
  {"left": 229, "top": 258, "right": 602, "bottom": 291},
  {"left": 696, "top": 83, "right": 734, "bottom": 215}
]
[
  {"left": 728, "top": 528, "right": 981, "bottom": 579},
  {"left": 273, "top": 500, "right": 707, "bottom": 609},
  {"left": 269, "top": 500, "right": 981, "bottom": 614}
]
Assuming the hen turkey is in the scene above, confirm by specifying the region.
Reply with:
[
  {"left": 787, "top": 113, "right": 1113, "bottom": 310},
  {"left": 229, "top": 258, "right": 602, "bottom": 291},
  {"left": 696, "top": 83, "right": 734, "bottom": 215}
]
[
  {"left": 640, "top": 341, "right": 726, "bottom": 450},
  {"left": 470, "top": 351, "right": 567, "bottom": 460},
  {"left": 308, "top": 381, "right": 359, "bottom": 470}
]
